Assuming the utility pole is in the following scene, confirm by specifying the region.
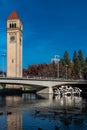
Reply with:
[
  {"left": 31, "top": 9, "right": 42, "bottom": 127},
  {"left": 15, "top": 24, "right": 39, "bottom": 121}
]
[
  {"left": 57, "top": 57, "right": 60, "bottom": 78},
  {"left": 51, "top": 55, "right": 60, "bottom": 79},
  {"left": 54, "top": 55, "right": 60, "bottom": 79}
]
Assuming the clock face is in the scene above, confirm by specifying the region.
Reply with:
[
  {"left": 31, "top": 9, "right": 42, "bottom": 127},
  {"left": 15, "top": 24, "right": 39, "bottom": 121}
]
[{"left": 10, "top": 36, "right": 15, "bottom": 41}]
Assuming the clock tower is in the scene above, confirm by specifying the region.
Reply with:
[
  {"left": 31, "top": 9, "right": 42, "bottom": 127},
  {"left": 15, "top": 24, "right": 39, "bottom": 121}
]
[{"left": 7, "top": 11, "right": 22, "bottom": 77}]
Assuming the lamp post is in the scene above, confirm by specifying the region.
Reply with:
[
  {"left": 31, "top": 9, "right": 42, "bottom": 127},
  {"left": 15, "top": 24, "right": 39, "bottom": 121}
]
[
  {"left": 54, "top": 55, "right": 60, "bottom": 79},
  {"left": 57, "top": 57, "right": 60, "bottom": 79},
  {"left": 1, "top": 53, "right": 6, "bottom": 77},
  {"left": 51, "top": 55, "right": 60, "bottom": 79}
]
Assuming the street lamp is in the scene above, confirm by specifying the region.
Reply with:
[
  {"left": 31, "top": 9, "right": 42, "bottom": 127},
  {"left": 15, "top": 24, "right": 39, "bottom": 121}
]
[
  {"left": 56, "top": 55, "right": 60, "bottom": 79},
  {"left": 51, "top": 55, "right": 60, "bottom": 79},
  {"left": 66, "top": 64, "right": 68, "bottom": 79},
  {"left": 1, "top": 53, "right": 6, "bottom": 77}
]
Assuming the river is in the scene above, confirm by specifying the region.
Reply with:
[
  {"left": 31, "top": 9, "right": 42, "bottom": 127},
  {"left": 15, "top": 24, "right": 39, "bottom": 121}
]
[{"left": 0, "top": 93, "right": 87, "bottom": 130}]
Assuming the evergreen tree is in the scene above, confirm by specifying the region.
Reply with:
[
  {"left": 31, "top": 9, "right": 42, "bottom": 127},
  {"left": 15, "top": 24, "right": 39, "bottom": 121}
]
[
  {"left": 59, "top": 59, "right": 66, "bottom": 78},
  {"left": 63, "top": 51, "right": 71, "bottom": 67},
  {"left": 78, "top": 50, "right": 84, "bottom": 78},
  {"left": 74, "top": 57, "right": 81, "bottom": 77},
  {"left": 72, "top": 50, "right": 77, "bottom": 63},
  {"left": 62, "top": 51, "right": 71, "bottom": 78},
  {"left": 83, "top": 57, "right": 87, "bottom": 79},
  {"left": 85, "top": 57, "right": 87, "bottom": 65},
  {"left": 78, "top": 50, "right": 84, "bottom": 68}
]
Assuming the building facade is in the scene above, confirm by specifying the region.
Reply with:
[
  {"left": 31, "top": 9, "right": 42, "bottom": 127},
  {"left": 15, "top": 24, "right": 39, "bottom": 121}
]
[{"left": 7, "top": 11, "right": 23, "bottom": 77}]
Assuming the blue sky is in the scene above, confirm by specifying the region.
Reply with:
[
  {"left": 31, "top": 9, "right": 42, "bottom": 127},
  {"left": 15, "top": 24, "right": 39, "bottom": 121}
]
[{"left": 0, "top": 0, "right": 87, "bottom": 70}]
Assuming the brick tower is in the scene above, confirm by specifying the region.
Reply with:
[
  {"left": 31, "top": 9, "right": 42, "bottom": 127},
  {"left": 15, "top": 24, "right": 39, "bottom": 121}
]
[{"left": 7, "top": 11, "right": 23, "bottom": 77}]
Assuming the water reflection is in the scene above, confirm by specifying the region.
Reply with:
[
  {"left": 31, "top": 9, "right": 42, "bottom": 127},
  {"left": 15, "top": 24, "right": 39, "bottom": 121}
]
[
  {"left": 6, "top": 96, "right": 22, "bottom": 106},
  {"left": 54, "top": 95, "right": 82, "bottom": 108},
  {"left": 0, "top": 94, "right": 87, "bottom": 130},
  {"left": 7, "top": 112, "right": 22, "bottom": 130}
]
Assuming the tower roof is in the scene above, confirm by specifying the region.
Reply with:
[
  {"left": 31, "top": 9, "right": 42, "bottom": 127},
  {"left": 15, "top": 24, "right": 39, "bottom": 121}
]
[{"left": 8, "top": 11, "right": 20, "bottom": 20}]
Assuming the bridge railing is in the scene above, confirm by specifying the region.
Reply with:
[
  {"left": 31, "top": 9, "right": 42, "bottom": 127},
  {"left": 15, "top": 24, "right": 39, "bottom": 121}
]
[{"left": 0, "top": 77, "right": 86, "bottom": 83}]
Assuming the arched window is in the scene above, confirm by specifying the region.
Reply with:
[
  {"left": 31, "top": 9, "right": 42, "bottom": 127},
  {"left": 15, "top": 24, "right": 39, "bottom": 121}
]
[
  {"left": 9, "top": 23, "right": 16, "bottom": 28},
  {"left": 10, "top": 24, "right": 12, "bottom": 28},
  {"left": 14, "top": 23, "right": 16, "bottom": 28}
]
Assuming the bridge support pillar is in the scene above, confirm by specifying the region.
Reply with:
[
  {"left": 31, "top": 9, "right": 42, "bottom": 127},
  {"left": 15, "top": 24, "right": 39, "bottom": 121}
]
[{"left": 37, "top": 87, "right": 53, "bottom": 94}]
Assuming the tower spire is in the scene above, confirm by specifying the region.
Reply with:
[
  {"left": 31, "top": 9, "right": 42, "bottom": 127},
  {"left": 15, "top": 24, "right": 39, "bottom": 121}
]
[{"left": 8, "top": 11, "right": 19, "bottom": 20}]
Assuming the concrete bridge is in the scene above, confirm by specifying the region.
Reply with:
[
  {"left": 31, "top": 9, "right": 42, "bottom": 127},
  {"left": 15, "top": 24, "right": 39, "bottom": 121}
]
[{"left": 0, "top": 77, "right": 87, "bottom": 93}]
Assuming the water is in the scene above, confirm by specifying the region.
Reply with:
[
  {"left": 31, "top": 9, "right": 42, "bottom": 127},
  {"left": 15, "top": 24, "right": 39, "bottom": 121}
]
[{"left": 0, "top": 93, "right": 87, "bottom": 130}]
